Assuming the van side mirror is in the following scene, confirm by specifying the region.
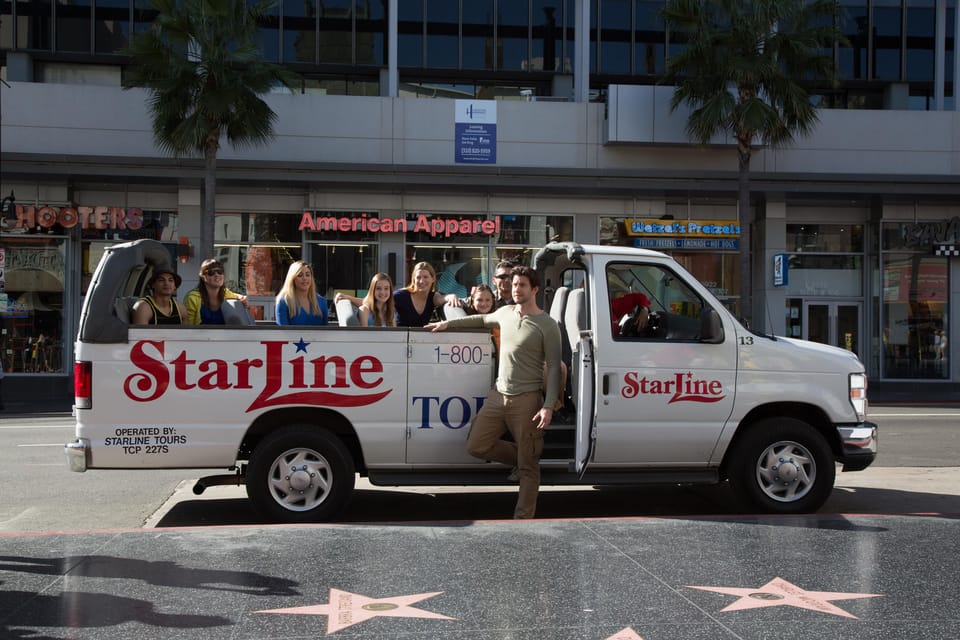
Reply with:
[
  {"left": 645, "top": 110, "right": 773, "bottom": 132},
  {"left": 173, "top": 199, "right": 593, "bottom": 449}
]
[{"left": 699, "top": 308, "right": 724, "bottom": 344}]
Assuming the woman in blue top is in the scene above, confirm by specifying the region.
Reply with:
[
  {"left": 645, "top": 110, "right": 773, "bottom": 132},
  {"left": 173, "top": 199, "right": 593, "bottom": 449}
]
[{"left": 275, "top": 261, "right": 329, "bottom": 326}]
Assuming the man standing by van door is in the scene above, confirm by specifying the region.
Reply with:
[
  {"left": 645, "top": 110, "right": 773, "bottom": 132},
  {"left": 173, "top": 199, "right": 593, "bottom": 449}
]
[{"left": 427, "top": 266, "right": 562, "bottom": 518}]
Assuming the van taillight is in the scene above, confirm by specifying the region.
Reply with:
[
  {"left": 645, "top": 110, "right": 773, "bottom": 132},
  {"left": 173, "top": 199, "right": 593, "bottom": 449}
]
[{"left": 74, "top": 361, "right": 92, "bottom": 409}]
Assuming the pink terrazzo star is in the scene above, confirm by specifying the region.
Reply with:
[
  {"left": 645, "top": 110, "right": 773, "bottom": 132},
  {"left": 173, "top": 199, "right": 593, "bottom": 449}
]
[
  {"left": 606, "top": 627, "right": 645, "bottom": 639},
  {"left": 257, "top": 587, "right": 456, "bottom": 633},
  {"left": 686, "top": 576, "right": 882, "bottom": 619}
]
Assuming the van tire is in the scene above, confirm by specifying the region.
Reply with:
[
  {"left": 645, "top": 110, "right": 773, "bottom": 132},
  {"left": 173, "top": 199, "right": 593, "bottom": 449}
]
[
  {"left": 246, "top": 427, "right": 355, "bottom": 523},
  {"left": 726, "top": 417, "right": 835, "bottom": 514}
]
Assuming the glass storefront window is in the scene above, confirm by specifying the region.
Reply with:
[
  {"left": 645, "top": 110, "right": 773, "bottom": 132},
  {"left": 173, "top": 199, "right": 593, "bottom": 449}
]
[
  {"left": 310, "top": 243, "right": 379, "bottom": 301},
  {"left": 217, "top": 211, "right": 384, "bottom": 321},
  {"left": 672, "top": 253, "right": 739, "bottom": 311},
  {"left": 882, "top": 253, "right": 948, "bottom": 379},
  {"left": 216, "top": 212, "right": 305, "bottom": 321},
  {"left": 599, "top": 216, "right": 740, "bottom": 313},
  {"left": 786, "top": 224, "right": 864, "bottom": 253},
  {"left": 498, "top": 214, "right": 572, "bottom": 246},
  {"left": 405, "top": 213, "right": 573, "bottom": 302},
  {"left": 408, "top": 245, "right": 488, "bottom": 300},
  {"left": 783, "top": 255, "right": 864, "bottom": 297},
  {"left": 0, "top": 236, "right": 66, "bottom": 374}
]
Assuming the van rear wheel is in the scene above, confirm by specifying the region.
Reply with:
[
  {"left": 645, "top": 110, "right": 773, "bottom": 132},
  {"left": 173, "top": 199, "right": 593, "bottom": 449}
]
[
  {"left": 246, "top": 427, "right": 354, "bottom": 523},
  {"left": 727, "top": 417, "right": 835, "bottom": 514}
]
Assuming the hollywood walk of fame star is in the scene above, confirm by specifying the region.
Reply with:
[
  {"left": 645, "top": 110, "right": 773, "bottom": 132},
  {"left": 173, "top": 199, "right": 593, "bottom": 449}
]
[
  {"left": 257, "top": 588, "right": 456, "bottom": 633},
  {"left": 294, "top": 337, "right": 310, "bottom": 353},
  {"left": 686, "top": 576, "right": 882, "bottom": 619},
  {"left": 606, "top": 627, "right": 644, "bottom": 639}
]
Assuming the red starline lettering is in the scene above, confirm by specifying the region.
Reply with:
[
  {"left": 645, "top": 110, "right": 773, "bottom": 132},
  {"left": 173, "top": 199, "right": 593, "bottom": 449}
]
[
  {"left": 123, "top": 340, "right": 391, "bottom": 412},
  {"left": 620, "top": 371, "right": 725, "bottom": 403}
]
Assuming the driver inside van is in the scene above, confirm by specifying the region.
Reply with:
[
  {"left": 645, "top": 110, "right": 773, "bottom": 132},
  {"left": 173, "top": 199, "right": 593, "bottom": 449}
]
[{"left": 611, "top": 290, "right": 651, "bottom": 337}]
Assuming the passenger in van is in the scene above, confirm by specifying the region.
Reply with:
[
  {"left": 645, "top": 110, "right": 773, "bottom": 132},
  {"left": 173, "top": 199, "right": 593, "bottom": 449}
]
[
  {"left": 492, "top": 260, "right": 516, "bottom": 307},
  {"left": 344, "top": 272, "right": 397, "bottom": 327},
  {"left": 184, "top": 258, "right": 248, "bottom": 325},
  {"left": 275, "top": 261, "right": 329, "bottom": 326},
  {"left": 394, "top": 261, "right": 462, "bottom": 327},
  {"left": 132, "top": 268, "right": 187, "bottom": 325},
  {"left": 465, "top": 284, "right": 496, "bottom": 315},
  {"left": 426, "top": 266, "right": 562, "bottom": 519}
]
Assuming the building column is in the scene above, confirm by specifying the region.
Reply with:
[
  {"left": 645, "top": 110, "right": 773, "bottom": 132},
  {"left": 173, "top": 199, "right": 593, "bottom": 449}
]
[
  {"left": 386, "top": 0, "right": 399, "bottom": 97},
  {"left": 935, "top": 0, "right": 946, "bottom": 109},
  {"left": 756, "top": 199, "right": 787, "bottom": 336},
  {"left": 573, "top": 0, "right": 590, "bottom": 103}
]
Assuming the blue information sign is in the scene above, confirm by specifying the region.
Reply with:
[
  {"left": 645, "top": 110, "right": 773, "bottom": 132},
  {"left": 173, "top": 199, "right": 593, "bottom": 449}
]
[
  {"left": 455, "top": 100, "right": 497, "bottom": 164},
  {"left": 773, "top": 253, "right": 789, "bottom": 286}
]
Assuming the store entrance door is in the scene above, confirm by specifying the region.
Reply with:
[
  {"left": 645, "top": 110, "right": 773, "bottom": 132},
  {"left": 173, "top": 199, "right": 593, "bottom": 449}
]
[{"left": 803, "top": 301, "right": 862, "bottom": 358}]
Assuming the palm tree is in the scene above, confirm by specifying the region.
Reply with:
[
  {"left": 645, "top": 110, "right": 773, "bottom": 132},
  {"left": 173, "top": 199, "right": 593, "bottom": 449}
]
[
  {"left": 123, "top": 0, "right": 299, "bottom": 260},
  {"left": 662, "top": 0, "right": 841, "bottom": 327}
]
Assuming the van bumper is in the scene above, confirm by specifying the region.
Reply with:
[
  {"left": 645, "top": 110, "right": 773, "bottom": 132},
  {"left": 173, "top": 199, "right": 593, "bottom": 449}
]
[
  {"left": 835, "top": 422, "right": 878, "bottom": 471},
  {"left": 65, "top": 439, "right": 89, "bottom": 472}
]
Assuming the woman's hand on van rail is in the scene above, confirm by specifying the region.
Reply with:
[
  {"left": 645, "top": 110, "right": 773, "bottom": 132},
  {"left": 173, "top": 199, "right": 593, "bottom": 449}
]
[{"left": 425, "top": 320, "right": 449, "bottom": 332}]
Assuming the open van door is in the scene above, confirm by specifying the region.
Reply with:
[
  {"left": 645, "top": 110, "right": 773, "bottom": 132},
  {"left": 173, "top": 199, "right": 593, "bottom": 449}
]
[{"left": 574, "top": 332, "right": 597, "bottom": 478}]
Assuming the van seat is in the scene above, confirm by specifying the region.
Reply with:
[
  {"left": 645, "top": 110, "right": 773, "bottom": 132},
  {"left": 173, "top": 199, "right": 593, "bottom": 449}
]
[
  {"left": 549, "top": 286, "right": 570, "bottom": 325},
  {"left": 114, "top": 296, "right": 139, "bottom": 324},
  {"left": 336, "top": 298, "right": 360, "bottom": 327},
  {"left": 222, "top": 299, "right": 256, "bottom": 326},
  {"left": 443, "top": 304, "right": 468, "bottom": 320}
]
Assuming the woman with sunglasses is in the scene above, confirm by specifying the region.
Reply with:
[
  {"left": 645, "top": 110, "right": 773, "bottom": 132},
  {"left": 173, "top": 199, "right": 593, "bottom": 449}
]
[{"left": 184, "top": 258, "right": 248, "bottom": 325}]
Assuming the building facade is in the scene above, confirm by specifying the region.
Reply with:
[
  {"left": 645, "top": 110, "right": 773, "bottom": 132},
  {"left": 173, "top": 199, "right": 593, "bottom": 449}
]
[{"left": 1, "top": 0, "right": 958, "bottom": 404}]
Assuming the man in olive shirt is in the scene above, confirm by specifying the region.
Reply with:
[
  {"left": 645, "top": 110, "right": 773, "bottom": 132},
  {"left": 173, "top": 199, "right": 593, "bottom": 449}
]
[{"left": 427, "top": 266, "right": 562, "bottom": 518}]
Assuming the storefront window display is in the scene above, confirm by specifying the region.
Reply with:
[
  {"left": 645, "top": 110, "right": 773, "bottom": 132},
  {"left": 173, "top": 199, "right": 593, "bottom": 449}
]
[
  {"left": 881, "top": 220, "right": 951, "bottom": 379},
  {"left": 406, "top": 213, "right": 573, "bottom": 301},
  {"left": 218, "top": 211, "right": 379, "bottom": 321},
  {"left": 216, "top": 212, "right": 302, "bottom": 321},
  {"left": 0, "top": 237, "right": 66, "bottom": 374},
  {"left": 781, "top": 224, "right": 865, "bottom": 357},
  {"left": 598, "top": 216, "right": 740, "bottom": 313},
  {"left": 81, "top": 209, "right": 180, "bottom": 295}
]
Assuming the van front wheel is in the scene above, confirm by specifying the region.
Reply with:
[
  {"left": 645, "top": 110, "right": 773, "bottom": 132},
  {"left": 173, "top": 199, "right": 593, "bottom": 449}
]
[
  {"left": 247, "top": 427, "right": 355, "bottom": 523},
  {"left": 727, "top": 418, "right": 835, "bottom": 514}
]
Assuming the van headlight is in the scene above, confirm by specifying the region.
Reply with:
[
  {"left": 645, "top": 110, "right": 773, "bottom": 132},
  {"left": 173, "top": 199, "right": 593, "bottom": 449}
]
[{"left": 849, "top": 373, "right": 867, "bottom": 420}]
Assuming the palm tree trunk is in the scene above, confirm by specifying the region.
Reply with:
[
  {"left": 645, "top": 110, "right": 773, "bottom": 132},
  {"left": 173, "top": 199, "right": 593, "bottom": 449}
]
[
  {"left": 201, "top": 140, "right": 217, "bottom": 263},
  {"left": 738, "top": 148, "right": 752, "bottom": 328}
]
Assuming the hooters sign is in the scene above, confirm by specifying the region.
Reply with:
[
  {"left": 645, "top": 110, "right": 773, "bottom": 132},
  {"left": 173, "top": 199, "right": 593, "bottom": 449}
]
[{"left": 123, "top": 339, "right": 392, "bottom": 412}]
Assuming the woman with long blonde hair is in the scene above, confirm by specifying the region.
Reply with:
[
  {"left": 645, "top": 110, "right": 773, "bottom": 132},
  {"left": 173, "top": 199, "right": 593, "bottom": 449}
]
[
  {"left": 359, "top": 272, "right": 396, "bottom": 327},
  {"left": 275, "top": 261, "right": 329, "bottom": 325},
  {"left": 393, "top": 261, "right": 460, "bottom": 327}
]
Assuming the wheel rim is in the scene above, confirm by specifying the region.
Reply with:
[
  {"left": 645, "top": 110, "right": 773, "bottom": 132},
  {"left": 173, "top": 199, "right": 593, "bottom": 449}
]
[
  {"left": 754, "top": 440, "right": 816, "bottom": 503},
  {"left": 266, "top": 447, "right": 334, "bottom": 512}
]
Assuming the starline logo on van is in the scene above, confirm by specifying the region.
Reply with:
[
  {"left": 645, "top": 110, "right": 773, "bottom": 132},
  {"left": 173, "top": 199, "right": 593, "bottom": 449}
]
[
  {"left": 122, "top": 340, "right": 391, "bottom": 412},
  {"left": 621, "top": 371, "right": 725, "bottom": 403}
]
